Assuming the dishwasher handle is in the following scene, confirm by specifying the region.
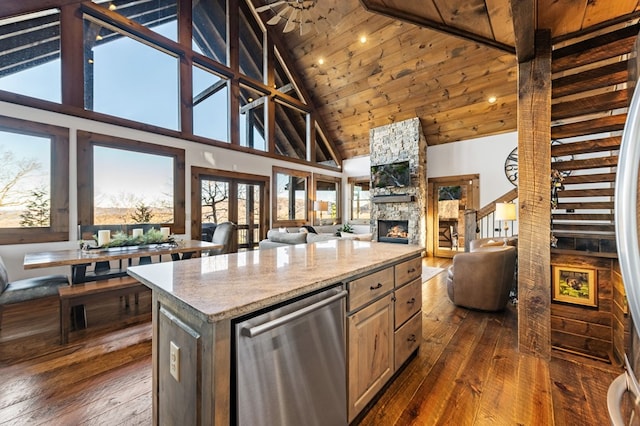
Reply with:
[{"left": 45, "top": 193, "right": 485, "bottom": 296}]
[{"left": 241, "top": 290, "right": 347, "bottom": 338}]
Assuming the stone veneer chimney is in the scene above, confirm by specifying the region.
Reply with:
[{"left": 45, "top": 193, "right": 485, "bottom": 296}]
[{"left": 370, "top": 117, "right": 427, "bottom": 247}]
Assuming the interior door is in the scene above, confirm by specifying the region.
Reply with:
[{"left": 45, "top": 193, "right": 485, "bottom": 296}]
[{"left": 428, "top": 175, "right": 479, "bottom": 258}]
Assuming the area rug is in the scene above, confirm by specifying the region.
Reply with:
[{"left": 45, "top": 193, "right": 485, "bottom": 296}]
[{"left": 422, "top": 265, "right": 445, "bottom": 282}]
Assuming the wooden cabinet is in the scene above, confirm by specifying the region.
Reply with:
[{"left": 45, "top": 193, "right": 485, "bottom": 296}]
[
  {"left": 346, "top": 255, "right": 422, "bottom": 422},
  {"left": 394, "top": 310, "right": 421, "bottom": 370},
  {"left": 347, "top": 266, "right": 394, "bottom": 312},
  {"left": 347, "top": 293, "right": 394, "bottom": 422},
  {"left": 394, "top": 277, "right": 421, "bottom": 328}
]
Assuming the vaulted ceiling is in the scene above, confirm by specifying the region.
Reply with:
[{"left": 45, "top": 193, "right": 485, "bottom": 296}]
[{"left": 252, "top": 0, "right": 640, "bottom": 159}]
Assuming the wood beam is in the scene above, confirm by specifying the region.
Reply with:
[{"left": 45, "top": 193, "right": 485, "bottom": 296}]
[
  {"left": 510, "top": 0, "right": 536, "bottom": 63},
  {"left": 517, "top": 30, "right": 552, "bottom": 359}
]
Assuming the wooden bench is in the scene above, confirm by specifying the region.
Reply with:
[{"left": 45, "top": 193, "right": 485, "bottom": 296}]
[{"left": 58, "top": 276, "right": 149, "bottom": 344}]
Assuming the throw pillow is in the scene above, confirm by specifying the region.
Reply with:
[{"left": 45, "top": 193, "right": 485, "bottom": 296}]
[
  {"left": 301, "top": 225, "right": 317, "bottom": 234},
  {"left": 267, "top": 230, "right": 307, "bottom": 245}
]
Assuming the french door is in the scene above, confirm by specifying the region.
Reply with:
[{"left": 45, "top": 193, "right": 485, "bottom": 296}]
[
  {"left": 428, "top": 174, "right": 479, "bottom": 258},
  {"left": 191, "top": 167, "right": 268, "bottom": 251}
]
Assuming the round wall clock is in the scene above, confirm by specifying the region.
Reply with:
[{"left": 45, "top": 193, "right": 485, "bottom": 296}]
[
  {"left": 504, "top": 147, "right": 518, "bottom": 186},
  {"left": 503, "top": 140, "right": 573, "bottom": 187}
]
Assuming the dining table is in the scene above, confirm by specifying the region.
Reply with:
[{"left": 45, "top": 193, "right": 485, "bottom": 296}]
[{"left": 23, "top": 239, "right": 222, "bottom": 329}]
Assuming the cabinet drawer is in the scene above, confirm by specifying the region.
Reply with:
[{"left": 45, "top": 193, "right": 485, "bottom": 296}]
[
  {"left": 394, "top": 277, "right": 422, "bottom": 328},
  {"left": 394, "top": 311, "right": 421, "bottom": 371},
  {"left": 348, "top": 267, "right": 394, "bottom": 312},
  {"left": 394, "top": 256, "right": 422, "bottom": 287}
]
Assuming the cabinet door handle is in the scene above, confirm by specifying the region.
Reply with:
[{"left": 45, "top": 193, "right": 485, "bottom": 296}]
[
  {"left": 370, "top": 283, "right": 383, "bottom": 290},
  {"left": 408, "top": 268, "right": 416, "bottom": 273},
  {"left": 407, "top": 334, "right": 416, "bottom": 343},
  {"left": 407, "top": 297, "right": 416, "bottom": 305}
]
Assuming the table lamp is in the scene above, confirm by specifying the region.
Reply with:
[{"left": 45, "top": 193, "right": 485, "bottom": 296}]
[
  {"left": 314, "top": 200, "right": 329, "bottom": 223},
  {"left": 495, "top": 202, "right": 517, "bottom": 244}
]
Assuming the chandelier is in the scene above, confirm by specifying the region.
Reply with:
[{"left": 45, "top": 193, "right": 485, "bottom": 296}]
[{"left": 256, "top": 0, "right": 318, "bottom": 35}]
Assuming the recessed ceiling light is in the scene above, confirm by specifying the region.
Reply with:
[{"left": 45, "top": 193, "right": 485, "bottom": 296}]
[
  {"left": 318, "top": 58, "right": 324, "bottom": 65},
  {"left": 488, "top": 96, "right": 497, "bottom": 104},
  {"left": 96, "top": 34, "right": 103, "bottom": 41},
  {"left": 108, "top": 3, "right": 117, "bottom": 11},
  {"left": 360, "top": 36, "right": 367, "bottom": 43}
]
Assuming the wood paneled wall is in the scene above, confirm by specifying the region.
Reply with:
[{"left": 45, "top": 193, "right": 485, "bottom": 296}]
[
  {"left": 612, "top": 260, "right": 631, "bottom": 364},
  {"left": 550, "top": 254, "right": 614, "bottom": 361}
]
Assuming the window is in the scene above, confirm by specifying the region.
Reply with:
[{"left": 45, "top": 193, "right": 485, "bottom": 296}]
[
  {"left": 274, "top": 101, "right": 308, "bottom": 160},
  {"left": 239, "top": 85, "right": 267, "bottom": 151},
  {"left": 77, "top": 131, "right": 185, "bottom": 233},
  {"left": 193, "top": 64, "right": 229, "bottom": 142},
  {"left": 273, "top": 166, "right": 310, "bottom": 226},
  {"left": 83, "top": 17, "right": 179, "bottom": 130},
  {"left": 314, "top": 174, "right": 341, "bottom": 226},
  {"left": 193, "top": 0, "right": 227, "bottom": 65},
  {"left": 92, "top": 0, "right": 178, "bottom": 41},
  {"left": 0, "top": 9, "right": 61, "bottom": 103},
  {"left": 0, "top": 2, "right": 341, "bottom": 169},
  {"left": 0, "top": 116, "right": 69, "bottom": 244},
  {"left": 349, "top": 177, "right": 370, "bottom": 224}
]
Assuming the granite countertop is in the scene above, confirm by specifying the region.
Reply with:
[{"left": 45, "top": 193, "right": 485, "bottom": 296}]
[{"left": 127, "top": 239, "right": 422, "bottom": 322}]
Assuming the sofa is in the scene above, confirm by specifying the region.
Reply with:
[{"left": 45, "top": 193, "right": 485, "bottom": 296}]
[{"left": 258, "top": 225, "right": 373, "bottom": 250}]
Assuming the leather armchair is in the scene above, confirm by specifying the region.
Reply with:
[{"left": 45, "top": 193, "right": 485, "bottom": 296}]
[
  {"left": 209, "top": 221, "right": 237, "bottom": 255},
  {"left": 469, "top": 236, "right": 517, "bottom": 251},
  {"left": 446, "top": 245, "right": 517, "bottom": 311}
]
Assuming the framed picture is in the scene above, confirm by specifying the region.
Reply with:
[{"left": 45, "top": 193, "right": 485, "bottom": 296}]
[{"left": 552, "top": 265, "right": 597, "bottom": 307}]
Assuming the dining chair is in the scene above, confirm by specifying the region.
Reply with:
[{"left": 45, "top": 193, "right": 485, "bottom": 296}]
[{"left": 209, "top": 222, "right": 237, "bottom": 255}]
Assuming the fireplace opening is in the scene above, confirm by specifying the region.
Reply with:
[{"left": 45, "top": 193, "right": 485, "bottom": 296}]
[{"left": 378, "top": 220, "right": 409, "bottom": 244}]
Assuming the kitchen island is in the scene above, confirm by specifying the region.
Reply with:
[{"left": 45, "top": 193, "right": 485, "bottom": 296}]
[{"left": 128, "top": 239, "right": 423, "bottom": 425}]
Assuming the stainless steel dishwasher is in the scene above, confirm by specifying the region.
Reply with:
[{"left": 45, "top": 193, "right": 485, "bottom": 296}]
[{"left": 234, "top": 284, "right": 347, "bottom": 426}]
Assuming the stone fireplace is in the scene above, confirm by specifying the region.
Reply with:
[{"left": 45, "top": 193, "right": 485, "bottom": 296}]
[
  {"left": 378, "top": 220, "right": 409, "bottom": 244},
  {"left": 370, "top": 117, "right": 427, "bottom": 247}
]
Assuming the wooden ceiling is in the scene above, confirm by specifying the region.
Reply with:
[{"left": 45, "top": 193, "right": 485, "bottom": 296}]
[{"left": 254, "top": 0, "right": 640, "bottom": 159}]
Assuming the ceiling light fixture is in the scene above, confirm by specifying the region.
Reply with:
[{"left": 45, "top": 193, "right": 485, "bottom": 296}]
[
  {"left": 318, "top": 58, "right": 324, "bottom": 65},
  {"left": 256, "top": 0, "right": 318, "bottom": 35},
  {"left": 488, "top": 96, "right": 497, "bottom": 104},
  {"left": 360, "top": 35, "right": 367, "bottom": 43},
  {"left": 108, "top": 2, "right": 117, "bottom": 11}
]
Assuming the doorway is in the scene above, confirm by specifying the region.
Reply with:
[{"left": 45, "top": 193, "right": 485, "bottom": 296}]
[
  {"left": 428, "top": 175, "right": 479, "bottom": 258},
  {"left": 191, "top": 167, "right": 269, "bottom": 251}
]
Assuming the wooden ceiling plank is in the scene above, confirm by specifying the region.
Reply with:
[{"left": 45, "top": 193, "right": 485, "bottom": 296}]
[
  {"left": 551, "top": 89, "right": 628, "bottom": 121},
  {"left": 485, "top": 0, "right": 515, "bottom": 47},
  {"left": 582, "top": 0, "right": 637, "bottom": 29},
  {"left": 360, "top": 0, "right": 514, "bottom": 53},
  {"left": 537, "top": 0, "right": 588, "bottom": 36},
  {"left": 318, "top": 48, "right": 515, "bottom": 111},
  {"left": 431, "top": 0, "right": 494, "bottom": 40},
  {"left": 552, "top": 60, "right": 628, "bottom": 98}
]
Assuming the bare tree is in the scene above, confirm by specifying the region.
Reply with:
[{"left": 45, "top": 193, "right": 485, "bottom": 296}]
[
  {"left": 201, "top": 180, "right": 228, "bottom": 223},
  {"left": 0, "top": 148, "right": 41, "bottom": 208}
]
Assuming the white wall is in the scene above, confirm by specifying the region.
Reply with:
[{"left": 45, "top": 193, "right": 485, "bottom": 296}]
[
  {"left": 343, "top": 131, "right": 518, "bottom": 208},
  {"left": 0, "top": 101, "right": 341, "bottom": 279}
]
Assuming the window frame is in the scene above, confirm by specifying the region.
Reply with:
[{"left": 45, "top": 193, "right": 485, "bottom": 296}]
[
  {"left": 348, "top": 176, "right": 371, "bottom": 225},
  {"left": 272, "top": 166, "right": 310, "bottom": 228},
  {"left": 76, "top": 130, "right": 186, "bottom": 233},
  {"left": 313, "top": 173, "right": 341, "bottom": 226},
  {"left": 0, "top": 116, "right": 69, "bottom": 244}
]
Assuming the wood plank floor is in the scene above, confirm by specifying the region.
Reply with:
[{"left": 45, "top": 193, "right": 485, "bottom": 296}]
[{"left": 0, "top": 257, "right": 625, "bottom": 425}]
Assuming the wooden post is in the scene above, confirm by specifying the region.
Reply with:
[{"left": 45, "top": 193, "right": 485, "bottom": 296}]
[
  {"left": 517, "top": 30, "right": 552, "bottom": 359},
  {"left": 463, "top": 209, "right": 477, "bottom": 252}
]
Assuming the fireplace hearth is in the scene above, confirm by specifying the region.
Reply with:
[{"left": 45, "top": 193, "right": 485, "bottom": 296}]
[{"left": 378, "top": 220, "right": 409, "bottom": 244}]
